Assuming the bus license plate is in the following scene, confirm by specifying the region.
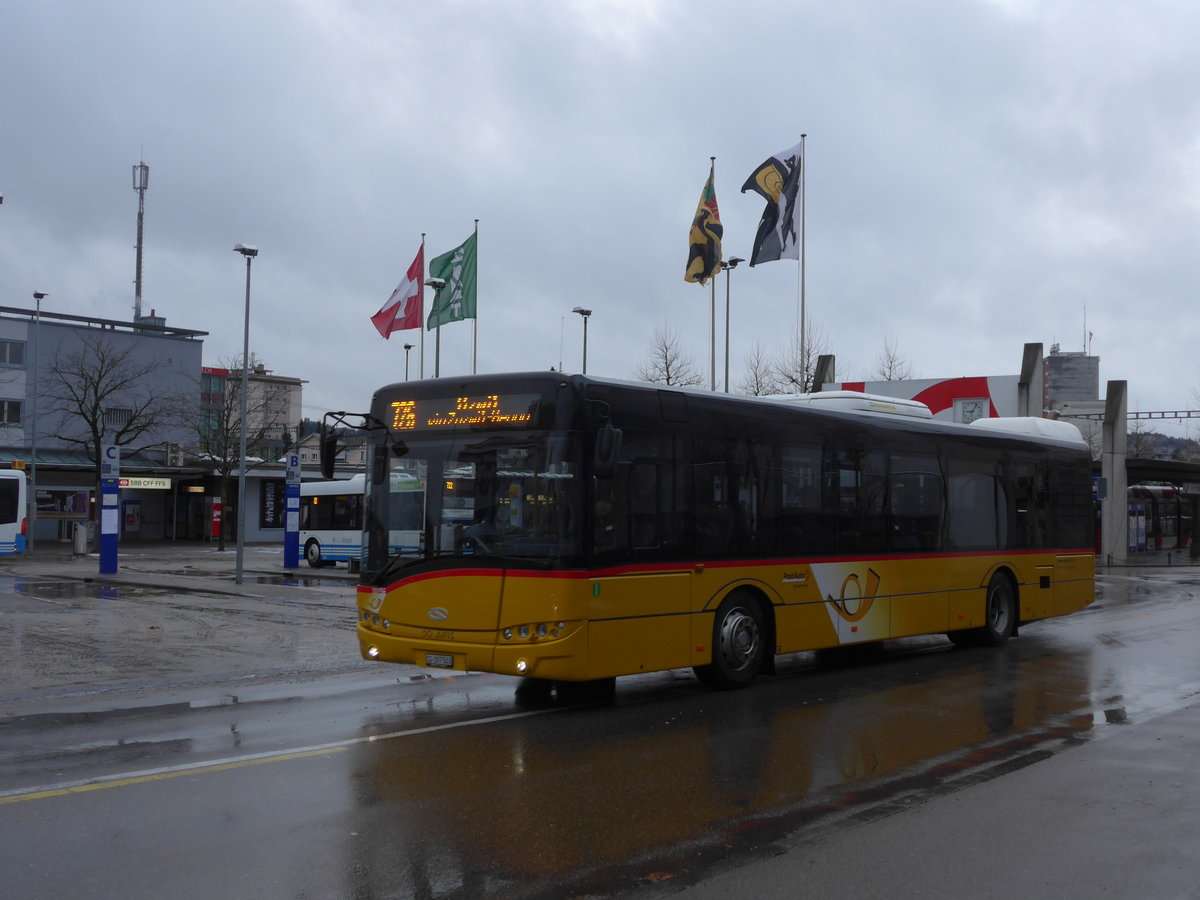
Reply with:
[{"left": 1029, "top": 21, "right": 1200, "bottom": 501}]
[{"left": 425, "top": 654, "right": 454, "bottom": 668}]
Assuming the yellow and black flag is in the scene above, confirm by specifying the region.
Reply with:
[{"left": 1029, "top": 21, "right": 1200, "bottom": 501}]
[{"left": 685, "top": 163, "right": 723, "bottom": 285}]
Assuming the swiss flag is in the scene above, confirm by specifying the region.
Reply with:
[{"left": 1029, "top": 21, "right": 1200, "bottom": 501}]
[{"left": 371, "top": 245, "right": 424, "bottom": 338}]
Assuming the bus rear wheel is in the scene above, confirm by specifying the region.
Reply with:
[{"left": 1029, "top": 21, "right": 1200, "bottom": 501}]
[
  {"left": 694, "top": 592, "right": 767, "bottom": 690},
  {"left": 304, "top": 540, "right": 324, "bottom": 568},
  {"left": 979, "top": 573, "right": 1016, "bottom": 646},
  {"left": 949, "top": 572, "right": 1015, "bottom": 647}
]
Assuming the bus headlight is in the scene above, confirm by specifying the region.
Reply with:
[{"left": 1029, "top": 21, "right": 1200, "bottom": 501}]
[
  {"left": 518, "top": 625, "right": 530, "bottom": 638},
  {"left": 536, "top": 623, "right": 547, "bottom": 637},
  {"left": 516, "top": 658, "right": 528, "bottom": 673},
  {"left": 503, "top": 627, "right": 513, "bottom": 640},
  {"left": 366, "top": 646, "right": 380, "bottom": 659}
]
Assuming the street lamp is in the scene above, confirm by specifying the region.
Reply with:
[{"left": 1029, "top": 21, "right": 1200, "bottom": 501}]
[
  {"left": 721, "top": 258, "right": 744, "bottom": 393},
  {"left": 232, "top": 244, "right": 258, "bottom": 585},
  {"left": 29, "top": 291, "right": 46, "bottom": 553},
  {"left": 425, "top": 279, "right": 445, "bottom": 377},
  {"left": 572, "top": 307, "right": 592, "bottom": 374},
  {"left": 403, "top": 343, "right": 414, "bottom": 381}
]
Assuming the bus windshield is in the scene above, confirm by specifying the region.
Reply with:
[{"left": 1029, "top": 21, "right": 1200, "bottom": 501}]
[{"left": 363, "top": 430, "right": 581, "bottom": 579}]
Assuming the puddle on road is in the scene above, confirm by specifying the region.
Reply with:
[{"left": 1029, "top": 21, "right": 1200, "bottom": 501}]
[
  {"left": 158, "top": 570, "right": 352, "bottom": 588},
  {"left": 248, "top": 574, "right": 351, "bottom": 588},
  {"left": 0, "top": 577, "right": 172, "bottom": 603}
]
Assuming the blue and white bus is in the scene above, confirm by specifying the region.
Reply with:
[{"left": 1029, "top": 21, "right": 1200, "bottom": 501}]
[
  {"left": 300, "top": 475, "right": 366, "bottom": 567},
  {"left": 300, "top": 472, "right": 423, "bottom": 567},
  {"left": 0, "top": 470, "right": 29, "bottom": 555}
]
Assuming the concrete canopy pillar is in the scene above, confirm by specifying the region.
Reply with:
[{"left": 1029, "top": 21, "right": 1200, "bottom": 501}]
[
  {"left": 1018, "top": 343, "right": 1044, "bottom": 417},
  {"left": 1100, "top": 380, "right": 1128, "bottom": 566},
  {"left": 812, "top": 354, "right": 836, "bottom": 391}
]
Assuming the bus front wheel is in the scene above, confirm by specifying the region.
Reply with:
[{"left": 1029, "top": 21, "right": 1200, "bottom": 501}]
[
  {"left": 304, "top": 540, "right": 324, "bottom": 568},
  {"left": 694, "top": 592, "right": 767, "bottom": 690}
]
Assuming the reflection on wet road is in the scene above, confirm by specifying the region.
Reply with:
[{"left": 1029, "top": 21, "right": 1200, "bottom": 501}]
[{"left": 1, "top": 569, "right": 1199, "bottom": 898}]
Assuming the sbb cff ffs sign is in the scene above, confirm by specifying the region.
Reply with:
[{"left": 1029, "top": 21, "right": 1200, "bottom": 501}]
[{"left": 118, "top": 477, "right": 171, "bottom": 489}]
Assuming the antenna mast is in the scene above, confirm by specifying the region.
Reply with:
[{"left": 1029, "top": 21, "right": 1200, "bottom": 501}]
[{"left": 132, "top": 159, "right": 150, "bottom": 320}]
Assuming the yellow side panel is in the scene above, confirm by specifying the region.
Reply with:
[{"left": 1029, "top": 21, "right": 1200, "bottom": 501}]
[
  {"left": 774, "top": 599, "right": 839, "bottom": 653},
  {"left": 887, "top": 561, "right": 947, "bottom": 639},
  {"left": 1054, "top": 553, "right": 1096, "bottom": 616},
  {"left": 1024, "top": 566, "right": 1054, "bottom": 620},
  {"left": 587, "top": 571, "right": 693, "bottom": 678}
]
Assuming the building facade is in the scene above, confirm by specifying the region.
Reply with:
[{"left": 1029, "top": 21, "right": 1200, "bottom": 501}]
[
  {"left": 0, "top": 306, "right": 311, "bottom": 548},
  {"left": 0, "top": 305, "right": 205, "bottom": 543}
]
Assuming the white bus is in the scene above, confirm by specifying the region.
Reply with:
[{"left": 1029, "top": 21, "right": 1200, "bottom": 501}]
[
  {"left": 300, "top": 475, "right": 365, "bottom": 567},
  {"left": 0, "top": 470, "right": 29, "bottom": 555},
  {"left": 300, "top": 471, "right": 423, "bottom": 567}
]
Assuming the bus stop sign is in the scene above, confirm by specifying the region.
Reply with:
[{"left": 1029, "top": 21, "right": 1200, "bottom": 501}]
[{"left": 284, "top": 453, "right": 301, "bottom": 568}]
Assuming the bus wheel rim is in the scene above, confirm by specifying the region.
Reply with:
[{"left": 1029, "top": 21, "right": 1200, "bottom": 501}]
[
  {"left": 719, "top": 607, "right": 760, "bottom": 671},
  {"left": 988, "top": 584, "right": 1010, "bottom": 633}
]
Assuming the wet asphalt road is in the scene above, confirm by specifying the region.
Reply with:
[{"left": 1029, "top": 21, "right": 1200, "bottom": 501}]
[{"left": 1, "top": 555, "right": 1199, "bottom": 898}]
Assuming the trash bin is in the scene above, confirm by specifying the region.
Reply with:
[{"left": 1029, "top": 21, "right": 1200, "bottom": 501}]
[{"left": 73, "top": 522, "right": 88, "bottom": 555}]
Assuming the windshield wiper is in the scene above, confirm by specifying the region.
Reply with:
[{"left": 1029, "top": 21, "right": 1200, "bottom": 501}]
[
  {"left": 432, "top": 549, "right": 553, "bottom": 570},
  {"left": 369, "top": 549, "right": 552, "bottom": 586},
  {"left": 370, "top": 552, "right": 424, "bottom": 586}
]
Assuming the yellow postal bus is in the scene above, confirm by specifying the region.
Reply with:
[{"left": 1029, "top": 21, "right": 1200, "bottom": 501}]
[{"left": 323, "top": 372, "right": 1094, "bottom": 690}]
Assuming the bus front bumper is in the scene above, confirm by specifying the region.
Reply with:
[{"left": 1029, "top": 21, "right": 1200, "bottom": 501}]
[{"left": 356, "top": 622, "right": 590, "bottom": 681}]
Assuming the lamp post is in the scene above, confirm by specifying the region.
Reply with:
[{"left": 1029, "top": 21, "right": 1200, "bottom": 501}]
[
  {"left": 232, "top": 244, "right": 258, "bottom": 585},
  {"left": 29, "top": 291, "right": 46, "bottom": 553},
  {"left": 425, "top": 279, "right": 445, "bottom": 376},
  {"left": 572, "top": 307, "right": 592, "bottom": 374},
  {"left": 404, "top": 343, "right": 414, "bottom": 381},
  {"left": 720, "top": 258, "right": 744, "bottom": 393}
]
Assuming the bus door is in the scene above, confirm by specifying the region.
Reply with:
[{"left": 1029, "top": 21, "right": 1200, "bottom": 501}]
[
  {"left": 825, "top": 450, "right": 892, "bottom": 644},
  {"left": 588, "top": 460, "right": 694, "bottom": 677}
]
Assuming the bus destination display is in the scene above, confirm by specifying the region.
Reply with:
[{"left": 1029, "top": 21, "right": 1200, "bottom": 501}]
[{"left": 388, "top": 393, "right": 540, "bottom": 431}]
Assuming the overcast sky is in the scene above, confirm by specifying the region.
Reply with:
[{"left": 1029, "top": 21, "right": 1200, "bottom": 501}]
[{"left": 4, "top": 0, "right": 1199, "bottom": 433}]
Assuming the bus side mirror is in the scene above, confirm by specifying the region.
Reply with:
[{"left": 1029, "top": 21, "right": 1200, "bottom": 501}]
[
  {"left": 320, "top": 426, "right": 342, "bottom": 480},
  {"left": 593, "top": 422, "right": 622, "bottom": 479}
]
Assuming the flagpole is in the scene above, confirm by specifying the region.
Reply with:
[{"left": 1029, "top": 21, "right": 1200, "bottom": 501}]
[
  {"left": 471, "top": 219, "right": 479, "bottom": 375},
  {"left": 799, "top": 134, "right": 807, "bottom": 388},
  {"left": 710, "top": 156, "right": 717, "bottom": 392},
  {"left": 420, "top": 233, "right": 426, "bottom": 379},
  {"left": 710, "top": 277, "right": 717, "bottom": 391}
]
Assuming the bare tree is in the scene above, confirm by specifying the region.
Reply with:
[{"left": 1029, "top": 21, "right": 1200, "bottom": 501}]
[
  {"left": 739, "top": 342, "right": 781, "bottom": 396},
  {"left": 872, "top": 335, "right": 914, "bottom": 381},
  {"left": 185, "top": 358, "right": 283, "bottom": 551},
  {"left": 635, "top": 325, "right": 704, "bottom": 386},
  {"left": 1127, "top": 417, "right": 1152, "bottom": 460},
  {"left": 772, "top": 318, "right": 830, "bottom": 393},
  {"left": 43, "top": 333, "right": 186, "bottom": 491}
]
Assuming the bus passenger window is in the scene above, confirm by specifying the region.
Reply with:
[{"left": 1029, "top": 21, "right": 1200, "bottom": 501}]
[
  {"left": 947, "top": 465, "right": 999, "bottom": 550},
  {"left": 889, "top": 454, "right": 942, "bottom": 552},
  {"left": 775, "top": 445, "right": 825, "bottom": 554},
  {"left": 629, "top": 462, "right": 659, "bottom": 549}
]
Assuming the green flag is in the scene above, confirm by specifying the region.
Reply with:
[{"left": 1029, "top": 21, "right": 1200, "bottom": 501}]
[{"left": 426, "top": 232, "right": 477, "bottom": 329}]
